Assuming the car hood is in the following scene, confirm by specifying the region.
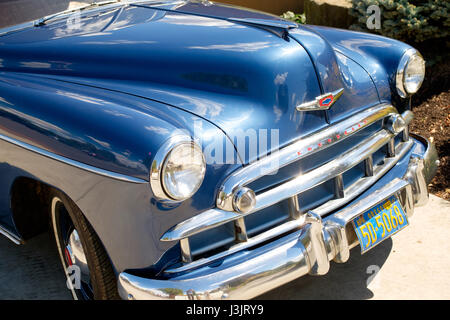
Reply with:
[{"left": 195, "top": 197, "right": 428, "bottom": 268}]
[{"left": 0, "top": 1, "right": 379, "bottom": 164}]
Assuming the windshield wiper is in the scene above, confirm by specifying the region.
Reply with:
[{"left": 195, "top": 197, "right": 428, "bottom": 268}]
[{"left": 34, "top": 0, "right": 122, "bottom": 26}]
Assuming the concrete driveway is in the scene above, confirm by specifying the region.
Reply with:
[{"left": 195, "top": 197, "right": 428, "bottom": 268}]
[
  {"left": 261, "top": 195, "right": 450, "bottom": 300},
  {"left": 0, "top": 195, "right": 449, "bottom": 300}
]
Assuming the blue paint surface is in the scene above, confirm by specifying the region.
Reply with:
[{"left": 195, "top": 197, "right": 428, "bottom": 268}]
[{"left": 0, "top": 1, "right": 423, "bottom": 273}]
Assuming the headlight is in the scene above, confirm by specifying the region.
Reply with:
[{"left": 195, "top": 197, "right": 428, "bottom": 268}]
[
  {"left": 162, "top": 142, "right": 206, "bottom": 200},
  {"left": 150, "top": 136, "right": 206, "bottom": 201},
  {"left": 396, "top": 49, "right": 425, "bottom": 98}
]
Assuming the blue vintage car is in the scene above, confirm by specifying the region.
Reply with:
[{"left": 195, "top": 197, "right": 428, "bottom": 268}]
[{"left": 0, "top": 0, "right": 438, "bottom": 300}]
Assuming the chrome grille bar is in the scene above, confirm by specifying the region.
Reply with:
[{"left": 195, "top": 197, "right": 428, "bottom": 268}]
[
  {"left": 387, "top": 139, "right": 396, "bottom": 157},
  {"left": 364, "top": 156, "right": 374, "bottom": 177},
  {"left": 234, "top": 218, "right": 248, "bottom": 243},
  {"left": 334, "top": 175, "right": 345, "bottom": 199},
  {"left": 401, "top": 111, "right": 413, "bottom": 143},
  {"left": 180, "top": 239, "right": 192, "bottom": 263},
  {"left": 403, "top": 127, "right": 410, "bottom": 142},
  {"left": 288, "top": 196, "right": 302, "bottom": 220}
]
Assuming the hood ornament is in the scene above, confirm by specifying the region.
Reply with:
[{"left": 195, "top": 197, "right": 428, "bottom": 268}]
[{"left": 296, "top": 88, "right": 344, "bottom": 111}]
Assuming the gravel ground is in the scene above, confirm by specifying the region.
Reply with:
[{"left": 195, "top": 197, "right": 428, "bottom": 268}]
[{"left": 411, "top": 90, "right": 450, "bottom": 200}]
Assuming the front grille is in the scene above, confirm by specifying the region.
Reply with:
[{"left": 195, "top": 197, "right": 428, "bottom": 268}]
[
  {"left": 161, "top": 104, "right": 414, "bottom": 274},
  {"left": 246, "top": 119, "right": 383, "bottom": 194}
]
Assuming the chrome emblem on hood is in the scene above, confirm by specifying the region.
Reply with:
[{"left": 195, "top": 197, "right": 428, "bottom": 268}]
[{"left": 296, "top": 88, "right": 344, "bottom": 111}]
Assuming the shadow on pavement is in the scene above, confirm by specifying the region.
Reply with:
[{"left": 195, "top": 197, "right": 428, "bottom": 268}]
[
  {"left": 258, "top": 238, "right": 393, "bottom": 300},
  {"left": 0, "top": 228, "right": 392, "bottom": 300},
  {"left": 0, "top": 231, "right": 71, "bottom": 299}
]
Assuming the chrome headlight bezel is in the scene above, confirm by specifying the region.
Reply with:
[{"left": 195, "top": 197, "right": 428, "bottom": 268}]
[
  {"left": 150, "top": 136, "right": 206, "bottom": 202},
  {"left": 396, "top": 49, "right": 425, "bottom": 98}
]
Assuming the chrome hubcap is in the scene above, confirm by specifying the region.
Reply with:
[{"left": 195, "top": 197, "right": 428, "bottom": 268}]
[
  {"left": 52, "top": 197, "right": 94, "bottom": 300},
  {"left": 65, "top": 229, "right": 91, "bottom": 284}
]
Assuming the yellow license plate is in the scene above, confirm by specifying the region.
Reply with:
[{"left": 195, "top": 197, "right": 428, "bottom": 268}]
[{"left": 352, "top": 195, "right": 409, "bottom": 253}]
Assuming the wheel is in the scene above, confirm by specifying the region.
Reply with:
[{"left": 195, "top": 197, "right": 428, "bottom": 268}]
[{"left": 50, "top": 190, "right": 120, "bottom": 300}]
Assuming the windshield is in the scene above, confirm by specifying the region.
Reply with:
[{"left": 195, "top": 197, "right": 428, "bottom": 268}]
[
  {"left": 0, "top": 1, "right": 88, "bottom": 28},
  {"left": 0, "top": 0, "right": 168, "bottom": 29},
  {"left": 35, "top": 1, "right": 122, "bottom": 26}
]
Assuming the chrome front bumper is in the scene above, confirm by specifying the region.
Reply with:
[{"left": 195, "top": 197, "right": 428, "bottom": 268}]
[{"left": 117, "top": 135, "right": 438, "bottom": 300}]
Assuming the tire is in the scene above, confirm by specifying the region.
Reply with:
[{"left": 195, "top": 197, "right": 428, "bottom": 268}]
[{"left": 50, "top": 190, "right": 120, "bottom": 300}]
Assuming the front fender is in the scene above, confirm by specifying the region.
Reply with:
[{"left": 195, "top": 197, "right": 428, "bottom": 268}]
[
  {"left": 0, "top": 72, "right": 241, "bottom": 272},
  {"left": 309, "top": 26, "right": 413, "bottom": 105}
]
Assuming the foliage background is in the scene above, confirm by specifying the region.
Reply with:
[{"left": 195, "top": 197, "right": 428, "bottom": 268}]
[
  {"left": 281, "top": 11, "right": 306, "bottom": 24},
  {"left": 349, "top": 0, "right": 449, "bottom": 44}
]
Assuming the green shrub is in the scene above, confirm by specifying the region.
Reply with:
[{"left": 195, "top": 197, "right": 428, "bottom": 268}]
[
  {"left": 281, "top": 11, "right": 306, "bottom": 24},
  {"left": 349, "top": 0, "right": 449, "bottom": 44}
]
